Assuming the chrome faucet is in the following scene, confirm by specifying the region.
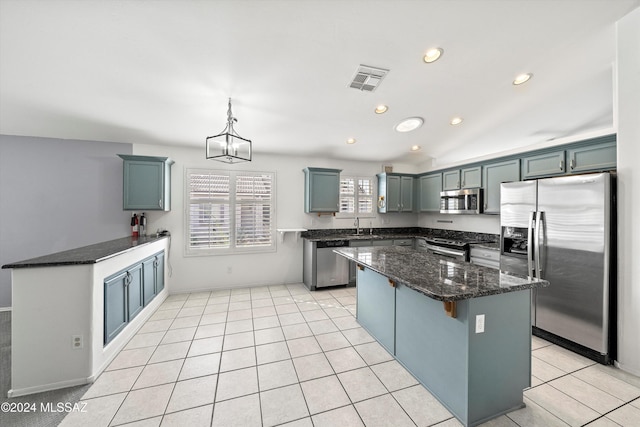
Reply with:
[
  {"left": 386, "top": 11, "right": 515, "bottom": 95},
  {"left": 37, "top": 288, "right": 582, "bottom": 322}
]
[{"left": 354, "top": 216, "right": 361, "bottom": 235}]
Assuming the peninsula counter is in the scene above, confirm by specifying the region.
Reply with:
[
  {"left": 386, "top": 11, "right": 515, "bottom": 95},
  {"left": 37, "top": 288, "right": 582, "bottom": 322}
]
[
  {"left": 334, "top": 246, "right": 549, "bottom": 427},
  {"left": 2, "top": 235, "right": 170, "bottom": 397}
]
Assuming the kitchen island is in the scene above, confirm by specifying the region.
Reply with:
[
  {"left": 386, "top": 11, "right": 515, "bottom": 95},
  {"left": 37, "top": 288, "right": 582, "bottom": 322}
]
[
  {"left": 2, "top": 235, "right": 169, "bottom": 397},
  {"left": 334, "top": 246, "right": 549, "bottom": 427}
]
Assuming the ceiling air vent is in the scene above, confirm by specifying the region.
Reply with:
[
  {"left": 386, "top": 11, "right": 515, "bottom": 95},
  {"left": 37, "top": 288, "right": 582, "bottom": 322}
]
[{"left": 348, "top": 65, "right": 389, "bottom": 92}]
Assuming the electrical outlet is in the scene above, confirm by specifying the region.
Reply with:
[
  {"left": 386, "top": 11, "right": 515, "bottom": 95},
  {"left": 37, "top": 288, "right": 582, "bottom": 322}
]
[
  {"left": 475, "top": 315, "right": 485, "bottom": 333},
  {"left": 72, "top": 335, "right": 83, "bottom": 349}
]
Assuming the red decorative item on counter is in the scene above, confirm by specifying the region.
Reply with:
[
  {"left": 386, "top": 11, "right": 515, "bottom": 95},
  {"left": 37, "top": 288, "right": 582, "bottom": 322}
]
[{"left": 131, "top": 213, "right": 139, "bottom": 238}]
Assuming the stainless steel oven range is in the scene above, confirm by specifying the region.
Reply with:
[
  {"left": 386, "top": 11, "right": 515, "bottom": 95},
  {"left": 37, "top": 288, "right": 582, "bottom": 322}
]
[{"left": 416, "top": 237, "right": 469, "bottom": 262}]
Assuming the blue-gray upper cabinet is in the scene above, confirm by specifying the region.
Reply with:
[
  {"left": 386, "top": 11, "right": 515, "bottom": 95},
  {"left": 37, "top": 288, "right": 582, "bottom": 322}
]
[
  {"left": 461, "top": 166, "right": 482, "bottom": 188},
  {"left": 418, "top": 173, "right": 442, "bottom": 212},
  {"left": 443, "top": 167, "right": 482, "bottom": 190},
  {"left": 377, "top": 173, "right": 414, "bottom": 213},
  {"left": 567, "top": 141, "right": 616, "bottom": 174},
  {"left": 118, "top": 154, "right": 174, "bottom": 211},
  {"left": 303, "top": 167, "right": 341, "bottom": 213},
  {"left": 521, "top": 150, "right": 565, "bottom": 179},
  {"left": 442, "top": 170, "right": 460, "bottom": 191},
  {"left": 482, "top": 159, "right": 520, "bottom": 214}
]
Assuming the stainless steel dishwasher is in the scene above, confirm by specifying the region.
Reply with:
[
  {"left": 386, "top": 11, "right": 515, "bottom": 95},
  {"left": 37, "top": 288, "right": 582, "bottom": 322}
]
[{"left": 303, "top": 239, "right": 349, "bottom": 291}]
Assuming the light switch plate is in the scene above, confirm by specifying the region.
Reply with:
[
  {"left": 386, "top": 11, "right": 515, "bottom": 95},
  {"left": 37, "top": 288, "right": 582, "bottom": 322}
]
[{"left": 475, "top": 314, "right": 485, "bottom": 333}]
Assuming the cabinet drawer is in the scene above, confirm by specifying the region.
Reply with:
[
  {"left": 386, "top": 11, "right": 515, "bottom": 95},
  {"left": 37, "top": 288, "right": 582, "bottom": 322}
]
[
  {"left": 393, "top": 239, "right": 413, "bottom": 247},
  {"left": 470, "top": 246, "right": 500, "bottom": 269}
]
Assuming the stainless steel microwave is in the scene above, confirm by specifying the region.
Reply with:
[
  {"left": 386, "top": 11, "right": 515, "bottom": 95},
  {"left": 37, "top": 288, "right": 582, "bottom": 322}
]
[{"left": 440, "top": 188, "right": 483, "bottom": 214}]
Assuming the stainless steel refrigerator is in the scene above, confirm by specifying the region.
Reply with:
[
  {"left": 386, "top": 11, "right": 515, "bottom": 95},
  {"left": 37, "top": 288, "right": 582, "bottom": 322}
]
[{"left": 500, "top": 172, "right": 615, "bottom": 364}]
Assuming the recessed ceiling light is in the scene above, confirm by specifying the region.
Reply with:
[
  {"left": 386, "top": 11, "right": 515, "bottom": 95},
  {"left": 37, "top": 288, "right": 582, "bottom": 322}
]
[
  {"left": 513, "top": 73, "right": 533, "bottom": 85},
  {"left": 450, "top": 117, "right": 463, "bottom": 125},
  {"left": 346, "top": 138, "right": 356, "bottom": 144},
  {"left": 395, "top": 117, "right": 424, "bottom": 133},
  {"left": 374, "top": 105, "right": 388, "bottom": 114},
  {"left": 411, "top": 145, "right": 421, "bottom": 151},
  {"left": 423, "top": 48, "right": 444, "bottom": 63}
]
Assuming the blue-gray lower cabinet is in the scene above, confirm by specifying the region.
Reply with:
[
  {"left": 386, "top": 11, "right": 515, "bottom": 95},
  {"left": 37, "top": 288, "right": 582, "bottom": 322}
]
[
  {"left": 127, "top": 263, "right": 144, "bottom": 321},
  {"left": 355, "top": 267, "right": 395, "bottom": 353},
  {"left": 104, "top": 271, "right": 128, "bottom": 345},
  {"left": 154, "top": 252, "right": 165, "bottom": 294},
  {"left": 104, "top": 251, "right": 164, "bottom": 345},
  {"left": 142, "top": 252, "right": 165, "bottom": 305},
  {"left": 394, "top": 283, "right": 531, "bottom": 426}
]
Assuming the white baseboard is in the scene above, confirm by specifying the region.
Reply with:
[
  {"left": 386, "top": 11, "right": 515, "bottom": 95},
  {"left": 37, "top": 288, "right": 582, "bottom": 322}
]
[{"left": 8, "top": 377, "right": 90, "bottom": 398}]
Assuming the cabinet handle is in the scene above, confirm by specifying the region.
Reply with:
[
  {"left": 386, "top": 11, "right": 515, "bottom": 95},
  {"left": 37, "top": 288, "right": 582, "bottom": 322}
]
[
  {"left": 462, "top": 180, "right": 465, "bottom": 188},
  {"left": 125, "top": 272, "right": 131, "bottom": 286},
  {"left": 559, "top": 160, "right": 564, "bottom": 171},
  {"left": 570, "top": 159, "right": 575, "bottom": 170},
  {"left": 158, "top": 199, "right": 162, "bottom": 207}
]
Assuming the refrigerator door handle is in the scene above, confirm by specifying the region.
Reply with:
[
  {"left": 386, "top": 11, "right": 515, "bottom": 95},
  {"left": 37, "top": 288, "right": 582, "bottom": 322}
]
[
  {"left": 528, "top": 211, "right": 535, "bottom": 279},
  {"left": 535, "top": 211, "right": 543, "bottom": 278}
]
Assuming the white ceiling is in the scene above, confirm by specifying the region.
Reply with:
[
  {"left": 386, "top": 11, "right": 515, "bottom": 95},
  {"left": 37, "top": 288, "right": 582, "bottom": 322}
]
[{"left": 1, "top": 0, "right": 638, "bottom": 167}]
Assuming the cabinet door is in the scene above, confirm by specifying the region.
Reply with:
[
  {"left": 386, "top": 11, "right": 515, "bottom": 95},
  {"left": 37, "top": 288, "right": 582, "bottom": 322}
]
[
  {"left": 155, "top": 252, "right": 165, "bottom": 294},
  {"left": 123, "top": 160, "right": 165, "bottom": 210},
  {"left": 142, "top": 257, "right": 156, "bottom": 306},
  {"left": 127, "top": 263, "right": 144, "bottom": 321},
  {"left": 356, "top": 267, "right": 395, "bottom": 353},
  {"left": 482, "top": 159, "right": 520, "bottom": 214},
  {"left": 400, "top": 176, "right": 414, "bottom": 211},
  {"left": 386, "top": 175, "right": 401, "bottom": 212},
  {"left": 104, "top": 272, "right": 128, "bottom": 345},
  {"left": 568, "top": 141, "right": 616, "bottom": 173},
  {"left": 305, "top": 169, "right": 340, "bottom": 212},
  {"left": 443, "top": 170, "right": 461, "bottom": 190},
  {"left": 419, "top": 174, "right": 442, "bottom": 212},
  {"left": 521, "top": 151, "right": 565, "bottom": 179},
  {"left": 461, "top": 167, "right": 482, "bottom": 188}
]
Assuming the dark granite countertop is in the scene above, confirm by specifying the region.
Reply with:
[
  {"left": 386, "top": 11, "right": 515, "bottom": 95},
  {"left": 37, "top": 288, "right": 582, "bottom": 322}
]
[
  {"left": 2, "top": 235, "right": 168, "bottom": 269},
  {"left": 334, "top": 246, "right": 548, "bottom": 302}
]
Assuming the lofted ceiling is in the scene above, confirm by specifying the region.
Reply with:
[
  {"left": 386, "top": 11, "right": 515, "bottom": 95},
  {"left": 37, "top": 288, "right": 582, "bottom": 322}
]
[{"left": 1, "top": 0, "right": 638, "bottom": 167}]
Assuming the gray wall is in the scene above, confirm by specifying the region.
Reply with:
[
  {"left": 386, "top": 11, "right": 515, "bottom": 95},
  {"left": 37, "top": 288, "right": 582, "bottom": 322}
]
[{"left": 0, "top": 135, "right": 133, "bottom": 308}]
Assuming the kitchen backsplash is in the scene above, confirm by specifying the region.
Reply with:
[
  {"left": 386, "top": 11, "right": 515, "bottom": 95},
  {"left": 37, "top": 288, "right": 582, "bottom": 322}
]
[{"left": 302, "top": 227, "right": 498, "bottom": 242}]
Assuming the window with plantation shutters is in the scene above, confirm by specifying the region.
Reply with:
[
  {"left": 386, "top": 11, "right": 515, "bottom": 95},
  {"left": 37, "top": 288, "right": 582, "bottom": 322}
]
[
  {"left": 186, "top": 169, "right": 275, "bottom": 254},
  {"left": 338, "top": 176, "right": 375, "bottom": 218}
]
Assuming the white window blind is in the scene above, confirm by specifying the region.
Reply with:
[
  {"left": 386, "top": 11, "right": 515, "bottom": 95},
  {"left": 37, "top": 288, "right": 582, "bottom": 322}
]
[
  {"left": 338, "top": 176, "right": 375, "bottom": 217},
  {"left": 186, "top": 169, "right": 275, "bottom": 254}
]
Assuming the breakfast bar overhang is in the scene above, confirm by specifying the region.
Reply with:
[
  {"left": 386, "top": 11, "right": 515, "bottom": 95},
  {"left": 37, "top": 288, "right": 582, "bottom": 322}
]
[{"left": 334, "top": 246, "right": 549, "bottom": 427}]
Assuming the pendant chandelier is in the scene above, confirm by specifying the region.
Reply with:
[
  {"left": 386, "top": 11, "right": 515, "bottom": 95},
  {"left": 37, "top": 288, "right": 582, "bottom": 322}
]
[{"left": 206, "top": 98, "right": 252, "bottom": 163}]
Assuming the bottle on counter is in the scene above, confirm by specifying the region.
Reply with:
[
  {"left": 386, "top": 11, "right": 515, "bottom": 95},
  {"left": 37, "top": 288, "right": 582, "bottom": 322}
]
[
  {"left": 131, "top": 213, "right": 139, "bottom": 238},
  {"left": 140, "top": 212, "right": 146, "bottom": 237}
]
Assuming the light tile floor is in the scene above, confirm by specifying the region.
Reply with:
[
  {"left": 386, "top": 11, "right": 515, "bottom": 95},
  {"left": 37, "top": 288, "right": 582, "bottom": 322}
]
[{"left": 60, "top": 283, "right": 640, "bottom": 427}]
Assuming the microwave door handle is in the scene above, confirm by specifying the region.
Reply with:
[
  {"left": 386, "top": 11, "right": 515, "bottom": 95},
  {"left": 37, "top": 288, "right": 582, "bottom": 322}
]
[
  {"left": 535, "top": 211, "right": 543, "bottom": 279},
  {"left": 528, "top": 211, "right": 535, "bottom": 279}
]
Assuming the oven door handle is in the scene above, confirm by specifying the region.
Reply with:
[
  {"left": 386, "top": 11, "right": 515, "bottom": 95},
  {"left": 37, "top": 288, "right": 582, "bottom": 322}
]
[{"left": 425, "top": 245, "right": 464, "bottom": 258}]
